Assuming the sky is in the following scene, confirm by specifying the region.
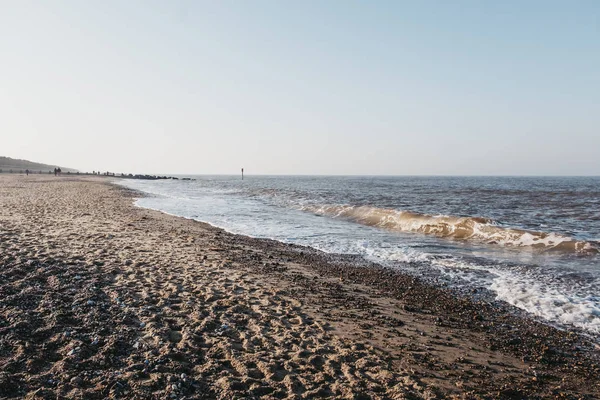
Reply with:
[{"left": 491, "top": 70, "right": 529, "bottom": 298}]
[{"left": 1, "top": 1, "right": 599, "bottom": 175}]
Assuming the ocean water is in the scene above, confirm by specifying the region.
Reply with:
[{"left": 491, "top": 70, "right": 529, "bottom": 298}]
[{"left": 117, "top": 176, "right": 600, "bottom": 335}]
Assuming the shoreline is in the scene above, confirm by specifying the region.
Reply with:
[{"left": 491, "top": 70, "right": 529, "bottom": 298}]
[
  {"left": 127, "top": 185, "right": 598, "bottom": 342},
  {"left": 1, "top": 175, "right": 599, "bottom": 398},
  {"left": 121, "top": 179, "right": 600, "bottom": 340}
]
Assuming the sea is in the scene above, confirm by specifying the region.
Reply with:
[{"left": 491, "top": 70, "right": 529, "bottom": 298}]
[{"left": 117, "top": 176, "right": 600, "bottom": 336}]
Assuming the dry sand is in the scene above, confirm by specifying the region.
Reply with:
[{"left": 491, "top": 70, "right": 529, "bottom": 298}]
[{"left": 0, "top": 175, "right": 598, "bottom": 399}]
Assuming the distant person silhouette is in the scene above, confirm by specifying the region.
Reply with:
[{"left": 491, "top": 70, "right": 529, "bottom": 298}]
[{"left": 25, "top": 169, "right": 29, "bottom": 176}]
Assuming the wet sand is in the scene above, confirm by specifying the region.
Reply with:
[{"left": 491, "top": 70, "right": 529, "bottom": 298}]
[{"left": 0, "top": 175, "right": 599, "bottom": 399}]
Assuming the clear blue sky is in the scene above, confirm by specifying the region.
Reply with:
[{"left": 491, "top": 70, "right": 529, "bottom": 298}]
[{"left": 1, "top": 1, "right": 599, "bottom": 175}]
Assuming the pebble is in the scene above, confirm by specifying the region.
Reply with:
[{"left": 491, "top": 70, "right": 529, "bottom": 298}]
[
  {"left": 70, "top": 376, "right": 83, "bottom": 386},
  {"left": 87, "top": 300, "right": 95, "bottom": 306}
]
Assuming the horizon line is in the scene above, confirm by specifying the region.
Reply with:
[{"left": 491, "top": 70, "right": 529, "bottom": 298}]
[{"left": 133, "top": 173, "right": 600, "bottom": 178}]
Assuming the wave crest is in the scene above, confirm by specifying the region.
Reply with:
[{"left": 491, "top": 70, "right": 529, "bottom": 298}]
[{"left": 301, "top": 205, "right": 598, "bottom": 254}]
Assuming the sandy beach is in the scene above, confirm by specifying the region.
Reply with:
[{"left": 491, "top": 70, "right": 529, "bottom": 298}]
[{"left": 0, "top": 175, "right": 599, "bottom": 399}]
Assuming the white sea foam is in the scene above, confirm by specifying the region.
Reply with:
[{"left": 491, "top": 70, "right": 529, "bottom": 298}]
[
  {"left": 414, "top": 256, "right": 600, "bottom": 334},
  {"left": 491, "top": 274, "right": 600, "bottom": 333}
]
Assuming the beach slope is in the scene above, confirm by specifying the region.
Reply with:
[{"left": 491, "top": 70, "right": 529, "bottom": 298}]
[{"left": 0, "top": 175, "right": 598, "bottom": 399}]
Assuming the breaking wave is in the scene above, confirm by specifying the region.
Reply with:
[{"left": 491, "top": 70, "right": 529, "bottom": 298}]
[{"left": 301, "top": 205, "right": 599, "bottom": 254}]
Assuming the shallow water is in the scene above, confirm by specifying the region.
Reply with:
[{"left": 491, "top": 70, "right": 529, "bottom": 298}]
[{"left": 118, "top": 176, "right": 600, "bottom": 334}]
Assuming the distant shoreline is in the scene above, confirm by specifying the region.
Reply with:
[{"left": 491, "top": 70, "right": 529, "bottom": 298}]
[{"left": 0, "top": 170, "right": 193, "bottom": 181}]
